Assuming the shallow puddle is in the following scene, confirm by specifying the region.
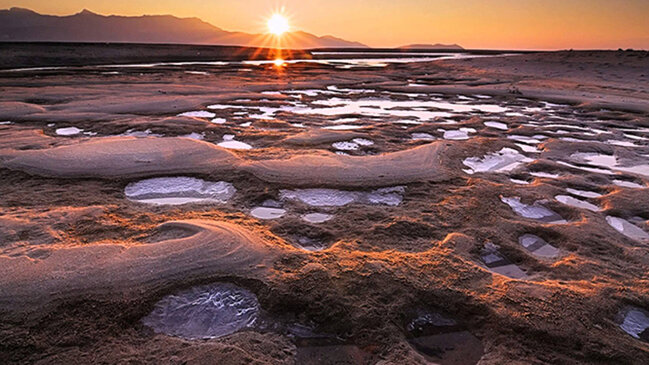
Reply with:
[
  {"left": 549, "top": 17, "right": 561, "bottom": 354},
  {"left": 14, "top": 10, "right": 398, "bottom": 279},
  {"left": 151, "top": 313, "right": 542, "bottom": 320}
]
[
  {"left": 481, "top": 242, "right": 528, "bottom": 279},
  {"left": 406, "top": 311, "right": 484, "bottom": 365},
  {"left": 125, "top": 177, "right": 236, "bottom": 205},
  {"left": 142, "top": 283, "right": 260, "bottom": 340}
]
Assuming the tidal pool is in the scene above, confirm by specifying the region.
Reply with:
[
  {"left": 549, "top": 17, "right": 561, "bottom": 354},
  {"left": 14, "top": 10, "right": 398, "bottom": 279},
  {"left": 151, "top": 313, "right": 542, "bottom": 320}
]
[
  {"left": 142, "top": 283, "right": 260, "bottom": 340},
  {"left": 125, "top": 177, "right": 236, "bottom": 205}
]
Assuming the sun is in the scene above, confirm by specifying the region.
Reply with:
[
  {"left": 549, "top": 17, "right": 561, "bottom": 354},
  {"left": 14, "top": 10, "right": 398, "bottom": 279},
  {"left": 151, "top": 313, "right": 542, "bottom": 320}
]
[{"left": 267, "top": 14, "right": 290, "bottom": 36}]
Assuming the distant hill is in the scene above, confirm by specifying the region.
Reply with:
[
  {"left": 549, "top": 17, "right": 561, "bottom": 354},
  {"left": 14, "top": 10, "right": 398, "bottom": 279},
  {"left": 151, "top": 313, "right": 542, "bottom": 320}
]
[
  {"left": 0, "top": 8, "right": 368, "bottom": 49},
  {"left": 400, "top": 43, "right": 464, "bottom": 50}
]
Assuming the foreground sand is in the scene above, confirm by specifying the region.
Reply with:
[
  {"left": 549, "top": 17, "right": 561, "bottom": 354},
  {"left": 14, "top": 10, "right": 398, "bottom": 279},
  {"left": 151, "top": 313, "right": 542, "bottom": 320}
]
[{"left": 1, "top": 50, "right": 649, "bottom": 364}]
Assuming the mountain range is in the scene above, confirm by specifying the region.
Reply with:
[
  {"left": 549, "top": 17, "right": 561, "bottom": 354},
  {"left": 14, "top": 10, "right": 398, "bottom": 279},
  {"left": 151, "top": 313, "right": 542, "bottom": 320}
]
[{"left": 0, "top": 8, "right": 369, "bottom": 48}]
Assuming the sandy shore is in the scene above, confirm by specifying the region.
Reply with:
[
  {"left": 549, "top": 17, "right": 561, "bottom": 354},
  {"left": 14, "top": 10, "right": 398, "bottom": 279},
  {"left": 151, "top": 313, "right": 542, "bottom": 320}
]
[{"left": 1, "top": 49, "right": 649, "bottom": 364}]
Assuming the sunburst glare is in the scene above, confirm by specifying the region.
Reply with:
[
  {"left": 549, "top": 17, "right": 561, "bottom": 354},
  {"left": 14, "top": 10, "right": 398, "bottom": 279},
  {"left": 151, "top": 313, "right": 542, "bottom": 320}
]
[{"left": 267, "top": 13, "right": 290, "bottom": 36}]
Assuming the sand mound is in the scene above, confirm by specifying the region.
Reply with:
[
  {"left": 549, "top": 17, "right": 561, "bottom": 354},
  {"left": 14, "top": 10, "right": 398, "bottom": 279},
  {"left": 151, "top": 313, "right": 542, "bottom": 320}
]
[
  {"left": 0, "top": 220, "right": 279, "bottom": 316},
  {"left": 1, "top": 137, "right": 452, "bottom": 187},
  {"left": 283, "top": 129, "right": 364, "bottom": 146},
  {"left": 0, "top": 101, "right": 46, "bottom": 119},
  {"left": 0, "top": 137, "right": 239, "bottom": 179},
  {"left": 244, "top": 142, "right": 452, "bottom": 187}
]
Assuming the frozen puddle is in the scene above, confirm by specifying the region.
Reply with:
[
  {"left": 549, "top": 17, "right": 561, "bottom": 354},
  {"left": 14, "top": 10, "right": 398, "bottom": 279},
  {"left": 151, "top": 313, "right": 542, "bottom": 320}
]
[
  {"left": 280, "top": 187, "right": 405, "bottom": 207},
  {"left": 463, "top": 148, "right": 532, "bottom": 174},
  {"left": 555, "top": 195, "right": 601, "bottom": 212},
  {"left": 519, "top": 234, "right": 559, "bottom": 258},
  {"left": 481, "top": 242, "right": 528, "bottom": 279},
  {"left": 177, "top": 111, "right": 216, "bottom": 118},
  {"left": 619, "top": 307, "right": 649, "bottom": 341},
  {"left": 56, "top": 127, "right": 83, "bottom": 136},
  {"left": 501, "top": 197, "right": 567, "bottom": 224},
  {"left": 125, "top": 177, "right": 235, "bottom": 205},
  {"left": 606, "top": 216, "right": 649, "bottom": 242},
  {"left": 142, "top": 283, "right": 259, "bottom": 340},
  {"left": 406, "top": 311, "right": 484, "bottom": 365},
  {"left": 251, "top": 207, "right": 286, "bottom": 220},
  {"left": 302, "top": 213, "right": 333, "bottom": 224}
]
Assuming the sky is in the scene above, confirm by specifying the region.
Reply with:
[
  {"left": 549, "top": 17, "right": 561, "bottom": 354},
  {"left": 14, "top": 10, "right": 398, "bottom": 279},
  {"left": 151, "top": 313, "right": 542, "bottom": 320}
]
[{"left": 2, "top": 0, "right": 649, "bottom": 50}]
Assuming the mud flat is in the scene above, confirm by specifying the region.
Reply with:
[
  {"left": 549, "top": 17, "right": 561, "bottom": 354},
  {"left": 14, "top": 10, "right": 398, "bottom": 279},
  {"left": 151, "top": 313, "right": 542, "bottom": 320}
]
[{"left": 1, "top": 49, "right": 649, "bottom": 364}]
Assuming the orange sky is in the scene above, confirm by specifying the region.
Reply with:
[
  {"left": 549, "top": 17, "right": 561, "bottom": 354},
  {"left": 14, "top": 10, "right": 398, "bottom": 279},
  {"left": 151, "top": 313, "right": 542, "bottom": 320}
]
[{"left": 2, "top": 0, "right": 648, "bottom": 49}]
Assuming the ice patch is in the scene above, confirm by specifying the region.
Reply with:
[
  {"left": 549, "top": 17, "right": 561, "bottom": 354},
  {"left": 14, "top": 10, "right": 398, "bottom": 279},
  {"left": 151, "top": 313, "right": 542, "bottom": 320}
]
[
  {"left": 332, "top": 141, "right": 360, "bottom": 151},
  {"left": 217, "top": 135, "right": 252, "bottom": 150},
  {"left": 211, "top": 118, "right": 227, "bottom": 124},
  {"left": 530, "top": 172, "right": 561, "bottom": 179},
  {"left": 280, "top": 186, "right": 405, "bottom": 207},
  {"left": 518, "top": 234, "right": 559, "bottom": 258},
  {"left": 501, "top": 197, "right": 566, "bottom": 223},
  {"left": 411, "top": 133, "right": 436, "bottom": 141},
  {"left": 177, "top": 111, "right": 216, "bottom": 118},
  {"left": 352, "top": 138, "right": 374, "bottom": 146},
  {"left": 251, "top": 207, "right": 286, "bottom": 220},
  {"left": 606, "top": 216, "right": 649, "bottom": 241},
  {"left": 566, "top": 188, "right": 602, "bottom": 199},
  {"left": 142, "top": 283, "right": 259, "bottom": 340},
  {"left": 463, "top": 148, "right": 532, "bottom": 174},
  {"left": 555, "top": 195, "right": 601, "bottom": 212},
  {"left": 56, "top": 127, "right": 83, "bottom": 136},
  {"left": 125, "top": 177, "right": 235, "bottom": 205},
  {"left": 322, "top": 125, "right": 364, "bottom": 130},
  {"left": 613, "top": 180, "right": 645, "bottom": 189},
  {"left": 620, "top": 307, "right": 649, "bottom": 340},
  {"left": 443, "top": 128, "right": 475, "bottom": 140},
  {"left": 484, "top": 121, "right": 508, "bottom": 130},
  {"left": 302, "top": 213, "right": 334, "bottom": 224}
]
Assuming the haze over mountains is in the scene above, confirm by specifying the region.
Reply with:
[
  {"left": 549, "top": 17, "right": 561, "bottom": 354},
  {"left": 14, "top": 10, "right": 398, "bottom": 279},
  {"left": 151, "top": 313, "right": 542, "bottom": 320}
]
[{"left": 0, "top": 8, "right": 370, "bottom": 49}]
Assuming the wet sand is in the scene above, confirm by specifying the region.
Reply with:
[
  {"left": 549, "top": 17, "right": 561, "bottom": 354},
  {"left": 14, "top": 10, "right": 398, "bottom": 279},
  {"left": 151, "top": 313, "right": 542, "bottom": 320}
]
[{"left": 1, "top": 48, "right": 649, "bottom": 364}]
